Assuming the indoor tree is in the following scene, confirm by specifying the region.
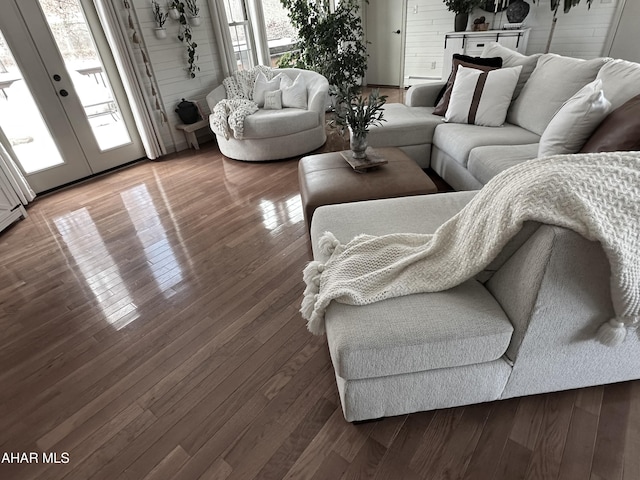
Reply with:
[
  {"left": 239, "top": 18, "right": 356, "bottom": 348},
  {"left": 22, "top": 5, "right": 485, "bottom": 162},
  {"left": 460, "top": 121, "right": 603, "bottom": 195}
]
[
  {"left": 534, "top": 0, "right": 595, "bottom": 53},
  {"left": 278, "top": 0, "right": 367, "bottom": 93}
]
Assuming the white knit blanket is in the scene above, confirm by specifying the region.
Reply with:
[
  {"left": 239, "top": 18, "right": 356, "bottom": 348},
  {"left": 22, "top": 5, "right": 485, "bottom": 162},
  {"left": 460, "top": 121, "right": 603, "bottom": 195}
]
[
  {"left": 301, "top": 152, "right": 640, "bottom": 346},
  {"left": 210, "top": 66, "right": 273, "bottom": 140}
]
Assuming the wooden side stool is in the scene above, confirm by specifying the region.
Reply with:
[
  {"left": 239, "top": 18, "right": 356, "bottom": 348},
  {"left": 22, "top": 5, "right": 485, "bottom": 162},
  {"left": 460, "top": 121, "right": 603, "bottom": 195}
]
[{"left": 176, "top": 119, "right": 210, "bottom": 150}]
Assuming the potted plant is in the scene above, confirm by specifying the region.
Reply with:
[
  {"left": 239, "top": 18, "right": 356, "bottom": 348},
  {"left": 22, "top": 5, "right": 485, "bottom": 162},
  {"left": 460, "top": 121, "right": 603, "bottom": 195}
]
[
  {"left": 279, "top": 0, "right": 367, "bottom": 94},
  {"left": 151, "top": 0, "right": 168, "bottom": 38},
  {"left": 443, "top": 0, "right": 484, "bottom": 31},
  {"left": 330, "top": 84, "right": 387, "bottom": 160},
  {"left": 168, "top": 0, "right": 180, "bottom": 20},
  {"left": 184, "top": 0, "right": 201, "bottom": 26},
  {"left": 175, "top": 1, "right": 200, "bottom": 77}
]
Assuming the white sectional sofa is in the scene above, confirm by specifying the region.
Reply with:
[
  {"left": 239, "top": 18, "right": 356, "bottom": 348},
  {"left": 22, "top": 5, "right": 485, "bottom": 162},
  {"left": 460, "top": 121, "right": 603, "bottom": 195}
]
[
  {"left": 307, "top": 46, "right": 640, "bottom": 422},
  {"left": 367, "top": 43, "right": 640, "bottom": 190}
]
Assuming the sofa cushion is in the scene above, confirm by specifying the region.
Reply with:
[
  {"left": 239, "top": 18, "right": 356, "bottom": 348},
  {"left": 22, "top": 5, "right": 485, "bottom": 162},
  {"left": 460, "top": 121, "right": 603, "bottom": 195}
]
[
  {"left": 242, "top": 108, "right": 318, "bottom": 139},
  {"left": 468, "top": 144, "right": 539, "bottom": 185},
  {"left": 481, "top": 42, "right": 541, "bottom": 100},
  {"left": 538, "top": 79, "right": 611, "bottom": 158},
  {"left": 433, "top": 122, "right": 540, "bottom": 167},
  {"left": 367, "top": 103, "right": 442, "bottom": 148},
  {"left": 595, "top": 59, "right": 640, "bottom": 110},
  {"left": 507, "top": 54, "right": 609, "bottom": 135},
  {"left": 445, "top": 65, "right": 522, "bottom": 127},
  {"left": 434, "top": 55, "right": 503, "bottom": 115},
  {"left": 325, "top": 279, "right": 514, "bottom": 380},
  {"left": 580, "top": 94, "right": 640, "bottom": 153}
]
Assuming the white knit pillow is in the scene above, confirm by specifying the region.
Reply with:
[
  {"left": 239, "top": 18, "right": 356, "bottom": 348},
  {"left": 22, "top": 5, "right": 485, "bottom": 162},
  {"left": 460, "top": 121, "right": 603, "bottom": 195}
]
[
  {"left": 263, "top": 89, "right": 283, "bottom": 110},
  {"left": 445, "top": 65, "right": 522, "bottom": 127},
  {"left": 538, "top": 79, "right": 611, "bottom": 158},
  {"left": 253, "top": 72, "right": 282, "bottom": 107},
  {"left": 280, "top": 74, "right": 307, "bottom": 109}
]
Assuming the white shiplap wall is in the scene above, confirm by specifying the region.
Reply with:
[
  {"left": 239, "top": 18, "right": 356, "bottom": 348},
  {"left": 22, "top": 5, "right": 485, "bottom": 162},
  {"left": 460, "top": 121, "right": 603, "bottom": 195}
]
[
  {"left": 521, "top": 0, "right": 618, "bottom": 58},
  {"left": 403, "top": 0, "right": 621, "bottom": 85},
  {"left": 131, "top": 0, "right": 223, "bottom": 152}
]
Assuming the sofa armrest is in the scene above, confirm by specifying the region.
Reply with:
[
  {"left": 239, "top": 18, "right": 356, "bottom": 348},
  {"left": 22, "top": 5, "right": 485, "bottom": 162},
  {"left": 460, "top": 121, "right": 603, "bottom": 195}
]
[
  {"left": 206, "top": 85, "right": 227, "bottom": 111},
  {"left": 406, "top": 82, "right": 446, "bottom": 107}
]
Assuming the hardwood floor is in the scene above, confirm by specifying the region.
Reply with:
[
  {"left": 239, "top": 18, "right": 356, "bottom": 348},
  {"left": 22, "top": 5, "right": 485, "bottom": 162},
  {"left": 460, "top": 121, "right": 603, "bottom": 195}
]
[{"left": 1, "top": 122, "right": 639, "bottom": 479}]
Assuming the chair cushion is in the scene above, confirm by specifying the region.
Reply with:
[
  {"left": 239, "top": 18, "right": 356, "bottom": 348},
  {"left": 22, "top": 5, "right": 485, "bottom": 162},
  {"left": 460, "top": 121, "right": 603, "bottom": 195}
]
[
  {"left": 433, "top": 122, "right": 540, "bottom": 167},
  {"left": 242, "top": 108, "right": 319, "bottom": 139},
  {"left": 366, "top": 103, "right": 442, "bottom": 148},
  {"left": 325, "top": 279, "right": 514, "bottom": 380},
  {"left": 507, "top": 54, "right": 609, "bottom": 135},
  {"left": 468, "top": 144, "right": 538, "bottom": 185}
]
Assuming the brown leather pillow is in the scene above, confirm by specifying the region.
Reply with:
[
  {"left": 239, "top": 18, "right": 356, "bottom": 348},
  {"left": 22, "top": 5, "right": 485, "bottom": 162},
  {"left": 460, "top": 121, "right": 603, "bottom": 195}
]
[
  {"left": 433, "top": 55, "right": 503, "bottom": 116},
  {"left": 580, "top": 94, "right": 640, "bottom": 153}
]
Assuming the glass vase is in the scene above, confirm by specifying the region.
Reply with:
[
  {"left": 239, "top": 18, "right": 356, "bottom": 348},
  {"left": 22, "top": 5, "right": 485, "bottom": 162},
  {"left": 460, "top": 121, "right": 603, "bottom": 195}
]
[{"left": 350, "top": 132, "right": 368, "bottom": 160}]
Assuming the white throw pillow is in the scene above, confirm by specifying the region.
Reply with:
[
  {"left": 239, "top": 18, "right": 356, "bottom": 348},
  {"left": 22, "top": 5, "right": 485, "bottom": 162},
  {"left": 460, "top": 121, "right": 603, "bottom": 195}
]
[
  {"left": 444, "top": 65, "right": 522, "bottom": 127},
  {"left": 253, "top": 72, "right": 282, "bottom": 107},
  {"left": 263, "top": 89, "right": 283, "bottom": 110},
  {"left": 280, "top": 74, "right": 307, "bottom": 109},
  {"left": 595, "top": 59, "right": 640, "bottom": 111},
  {"left": 508, "top": 54, "right": 609, "bottom": 135},
  {"left": 538, "top": 79, "right": 611, "bottom": 158}
]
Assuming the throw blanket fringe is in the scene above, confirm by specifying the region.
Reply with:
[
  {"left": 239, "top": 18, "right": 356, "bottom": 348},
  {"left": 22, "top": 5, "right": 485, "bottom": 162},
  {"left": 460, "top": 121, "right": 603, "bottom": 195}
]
[
  {"left": 210, "top": 65, "right": 274, "bottom": 140},
  {"left": 301, "top": 152, "right": 640, "bottom": 346}
]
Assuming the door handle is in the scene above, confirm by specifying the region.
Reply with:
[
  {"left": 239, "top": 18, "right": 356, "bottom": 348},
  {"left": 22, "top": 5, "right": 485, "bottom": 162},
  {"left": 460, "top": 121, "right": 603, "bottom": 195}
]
[
  {"left": 393, "top": 29, "right": 401, "bottom": 34},
  {"left": 59, "top": 89, "right": 69, "bottom": 97}
]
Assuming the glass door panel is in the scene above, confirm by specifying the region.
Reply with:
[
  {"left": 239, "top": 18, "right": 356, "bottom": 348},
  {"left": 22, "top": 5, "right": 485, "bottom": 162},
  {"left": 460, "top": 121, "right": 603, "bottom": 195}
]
[
  {"left": 38, "top": 0, "right": 131, "bottom": 152},
  {"left": 0, "top": 30, "right": 65, "bottom": 173}
]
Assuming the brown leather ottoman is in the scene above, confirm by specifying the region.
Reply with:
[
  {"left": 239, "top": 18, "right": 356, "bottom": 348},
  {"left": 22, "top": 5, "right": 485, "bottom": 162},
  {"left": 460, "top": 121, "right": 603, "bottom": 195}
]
[{"left": 299, "top": 147, "right": 438, "bottom": 231}]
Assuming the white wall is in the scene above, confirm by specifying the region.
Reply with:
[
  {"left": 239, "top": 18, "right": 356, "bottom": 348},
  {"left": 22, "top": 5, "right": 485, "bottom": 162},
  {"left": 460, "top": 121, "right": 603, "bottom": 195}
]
[
  {"left": 403, "top": 0, "right": 622, "bottom": 84},
  {"left": 608, "top": 0, "right": 639, "bottom": 62},
  {"left": 131, "top": 0, "right": 224, "bottom": 152},
  {"left": 520, "top": 0, "right": 619, "bottom": 58}
]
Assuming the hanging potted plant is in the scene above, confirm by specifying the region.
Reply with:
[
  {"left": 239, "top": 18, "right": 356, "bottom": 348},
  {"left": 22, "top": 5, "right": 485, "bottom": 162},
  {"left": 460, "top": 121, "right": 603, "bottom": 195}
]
[
  {"left": 167, "top": 0, "right": 181, "bottom": 20},
  {"left": 151, "top": 0, "right": 169, "bottom": 39},
  {"left": 176, "top": 2, "right": 200, "bottom": 77},
  {"left": 184, "top": 0, "right": 201, "bottom": 26},
  {"left": 330, "top": 84, "right": 387, "bottom": 160},
  {"left": 443, "top": 0, "right": 484, "bottom": 32}
]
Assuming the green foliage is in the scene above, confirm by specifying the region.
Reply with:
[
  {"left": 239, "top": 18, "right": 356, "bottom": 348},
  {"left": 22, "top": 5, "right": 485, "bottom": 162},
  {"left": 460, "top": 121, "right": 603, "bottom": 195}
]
[
  {"left": 330, "top": 84, "right": 387, "bottom": 137},
  {"left": 442, "top": 0, "right": 484, "bottom": 14},
  {"left": 279, "top": 0, "right": 367, "bottom": 92},
  {"left": 184, "top": 0, "right": 200, "bottom": 16},
  {"left": 151, "top": 1, "right": 168, "bottom": 28},
  {"left": 175, "top": 1, "right": 199, "bottom": 78}
]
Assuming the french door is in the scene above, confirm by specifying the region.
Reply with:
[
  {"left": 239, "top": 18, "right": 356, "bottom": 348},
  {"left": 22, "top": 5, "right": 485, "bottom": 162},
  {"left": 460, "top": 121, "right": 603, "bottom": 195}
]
[{"left": 0, "top": 0, "right": 144, "bottom": 193}]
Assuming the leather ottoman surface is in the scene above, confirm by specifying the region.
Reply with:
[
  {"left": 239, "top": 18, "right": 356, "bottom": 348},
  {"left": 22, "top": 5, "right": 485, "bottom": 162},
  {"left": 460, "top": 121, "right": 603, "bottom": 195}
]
[{"left": 299, "top": 147, "right": 437, "bottom": 231}]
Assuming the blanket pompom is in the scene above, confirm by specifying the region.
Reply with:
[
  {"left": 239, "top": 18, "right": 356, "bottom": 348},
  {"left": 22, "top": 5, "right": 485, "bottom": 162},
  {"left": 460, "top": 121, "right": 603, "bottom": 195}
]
[
  {"left": 306, "top": 311, "right": 326, "bottom": 335},
  {"left": 319, "top": 232, "right": 340, "bottom": 256},
  {"left": 596, "top": 318, "right": 628, "bottom": 346}
]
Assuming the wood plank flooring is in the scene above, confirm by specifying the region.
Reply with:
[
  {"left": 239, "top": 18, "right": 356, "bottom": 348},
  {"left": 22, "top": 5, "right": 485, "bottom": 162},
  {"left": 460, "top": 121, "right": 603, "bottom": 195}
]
[{"left": 1, "top": 98, "right": 639, "bottom": 479}]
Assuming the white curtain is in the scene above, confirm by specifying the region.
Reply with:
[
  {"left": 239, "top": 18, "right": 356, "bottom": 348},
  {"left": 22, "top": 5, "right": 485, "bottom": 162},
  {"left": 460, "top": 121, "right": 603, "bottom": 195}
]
[
  {"left": 208, "top": 0, "right": 237, "bottom": 78},
  {"left": 92, "top": 0, "right": 166, "bottom": 159},
  {"left": 0, "top": 139, "right": 35, "bottom": 205}
]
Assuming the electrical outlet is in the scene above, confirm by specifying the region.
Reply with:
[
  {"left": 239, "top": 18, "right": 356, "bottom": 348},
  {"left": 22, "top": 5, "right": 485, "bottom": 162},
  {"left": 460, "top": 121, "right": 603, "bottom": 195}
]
[
  {"left": 431, "top": 61, "right": 437, "bottom": 69},
  {"left": 413, "top": 5, "right": 418, "bottom": 14}
]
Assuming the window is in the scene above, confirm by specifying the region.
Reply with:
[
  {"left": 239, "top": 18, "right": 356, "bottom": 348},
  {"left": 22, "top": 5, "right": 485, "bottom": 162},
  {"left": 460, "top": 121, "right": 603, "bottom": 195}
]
[
  {"left": 223, "top": 0, "right": 256, "bottom": 70},
  {"left": 222, "top": 0, "right": 301, "bottom": 71}
]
